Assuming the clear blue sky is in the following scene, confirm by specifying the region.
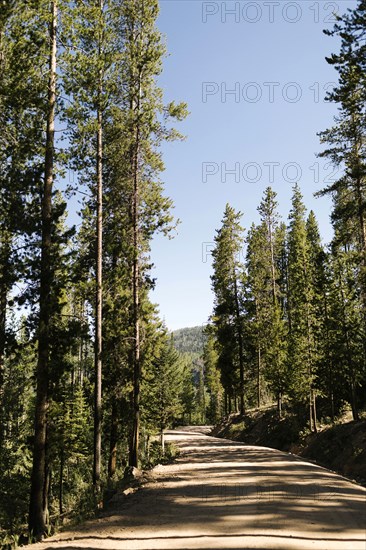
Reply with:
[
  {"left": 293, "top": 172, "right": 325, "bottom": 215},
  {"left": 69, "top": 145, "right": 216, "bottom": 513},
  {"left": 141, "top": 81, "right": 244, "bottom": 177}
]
[{"left": 148, "top": 0, "right": 357, "bottom": 331}]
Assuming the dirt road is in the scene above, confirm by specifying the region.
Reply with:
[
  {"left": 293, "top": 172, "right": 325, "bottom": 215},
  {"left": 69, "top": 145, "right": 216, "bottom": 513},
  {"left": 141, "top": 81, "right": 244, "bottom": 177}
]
[{"left": 31, "top": 427, "right": 366, "bottom": 550}]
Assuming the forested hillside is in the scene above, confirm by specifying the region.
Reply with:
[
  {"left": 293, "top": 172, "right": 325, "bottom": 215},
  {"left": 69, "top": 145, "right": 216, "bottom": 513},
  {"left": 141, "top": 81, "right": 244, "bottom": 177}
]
[{"left": 172, "top": 326, "right": 206, "bottom": 355}]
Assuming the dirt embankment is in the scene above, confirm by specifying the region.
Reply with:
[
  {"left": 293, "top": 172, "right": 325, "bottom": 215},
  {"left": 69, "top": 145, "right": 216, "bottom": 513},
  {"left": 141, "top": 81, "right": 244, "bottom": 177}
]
[{"left": 212, "top": 409, "right": 366, "bottom": 485}]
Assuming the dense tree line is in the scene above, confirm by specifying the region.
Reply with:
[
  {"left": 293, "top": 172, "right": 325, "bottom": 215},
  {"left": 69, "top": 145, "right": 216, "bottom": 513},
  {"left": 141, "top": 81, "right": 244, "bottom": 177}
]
[
  {"left": 0, "top": 0, "right": 190, "bottom": 542},
  {"left": 210, "top": 182, "right": 366, "bottom": 425},
  {"left": 208, "top": 1, "right": 366, "bottom": 430}
]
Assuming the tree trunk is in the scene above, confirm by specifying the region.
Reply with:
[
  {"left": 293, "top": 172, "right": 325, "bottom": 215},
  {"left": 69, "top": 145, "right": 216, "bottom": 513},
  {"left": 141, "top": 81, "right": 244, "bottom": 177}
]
[
  {"left": 233, "top": 276, "right": 244, "bottom": 415},
  {"left": 311, "top": 390, "right": 318, "bottom": 433},
  {"left": 93, "top": 0, "right": 104, "bottom": 495},
  {"left": 43, "top": 461, "right": 51, "bottom": 528},
  {"left": 0, "top": 237, "right": 10, "bottom": 444},
  {"left": 277, "top": 392, "right": 282, "bottom": 419},
  {"left": 309, "top": 391, "right": 315, "bottom": 432},
  {"left": 130, "top": 193, "right": 140, "bottom": 466},
  {"left": 324, "top": 292, "right": 335, "bottom": 422},
  {"left": 108, "top": 401, "right": 118, "bottom": 478},
  {"left": 257, "top": 346, "right": 261, "bottom": 408},
  {"left": 59, "top": 446, "right": 64, "bottom": 515},
  {"left": 129, "top": 102, "right": 141, "bottom": 468},
  {"left": 350, "top": 380, "right": 359, "bottom": 421},
  {"left": 269, "top": 220, "right": 277, "bottom": 303},
  {"left": 29, "top": 0, "right": 57, "bottom": 538},
  {"left": 329, "top": 384, "right": 335, "bottom": 422},
  {"left": 352, "top": 124, "right": 366, "bottom": 318},
  {"left": 354, "top": 175, "right": 366, "bottom": 357},
  {"left": 160, "top": 428, "right": 165, "bottom": 456},
  {"left": 129, "top": 31, "right": 142, "bottom": 464}
]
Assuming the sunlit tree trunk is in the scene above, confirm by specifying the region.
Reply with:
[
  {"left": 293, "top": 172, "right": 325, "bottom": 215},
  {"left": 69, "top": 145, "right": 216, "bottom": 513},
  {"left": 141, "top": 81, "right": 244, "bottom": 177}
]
[{"left": 29, "top": 0, "right": 57, "bottom": 538}]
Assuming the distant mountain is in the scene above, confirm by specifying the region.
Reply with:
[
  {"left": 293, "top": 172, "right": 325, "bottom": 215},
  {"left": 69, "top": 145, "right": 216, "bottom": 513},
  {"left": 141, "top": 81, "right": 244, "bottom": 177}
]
[{"left": 171, "top": 326, "right": 207, "bottom": 355}]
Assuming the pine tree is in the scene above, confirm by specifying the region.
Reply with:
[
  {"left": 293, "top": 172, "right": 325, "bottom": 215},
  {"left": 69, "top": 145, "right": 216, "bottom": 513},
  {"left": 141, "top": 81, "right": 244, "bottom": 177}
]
[
  {"left": 0, "top": 319, "right": 35, "bottom": 533},
  {"left": 142, "top": 335, "right": 183, "bottom": 439},
  {"left": 179, "top": 355, "right": 197, "bottom": 424},
  {"left": 306, "top": 211, "right": 329, "bottom": 414},
  {"left": 211, "top": 204, "right": 246, "bottom": 414},
  {"left": 287, "top": 185, "right": 320, "bottom": 431},
  {"left": 326, "top": 235, "right": 364, "bottom": 420},
  {"left": 316, "top": 1, "right": 366, "bottom": 418},
  {"left": 61, "top": 0, "right": 116, "bottom": 494},
  {"left": 0, "top": 0, "right": 48, "bottom": 446},
  {"left": 113, "top": 0, "right": 187, "bottom": 467},
  {"left": 63, "top": 0, "right": 187, "bottom": 474},
  {"left": 318, "top": 0, "right": 366, "bottom": 318},
  {"left": 203, "top": 327, "right": 223, "bottom": 423},
  {"left": 246, "top": 188, "right": 288, "bottom": 414}
]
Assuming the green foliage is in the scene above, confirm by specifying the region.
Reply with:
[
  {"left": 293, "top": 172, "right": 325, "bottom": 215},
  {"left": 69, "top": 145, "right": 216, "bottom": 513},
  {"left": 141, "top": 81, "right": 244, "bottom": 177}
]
[
  {"left": 142, "top": 440, "right": 179, "bottom": 469},
  {"left": 1, "top": 0, "right": 366, "bottom": 541},
  {"left": 211, "top": 204, "right": 246, "bottom": 411},
  {"left": 142, "top": 336, "right": 184, "bottom": 432},
  {"left": 206, "top": 178, "right": 366, "bottom": 429},
  {"left": 287, "top": 184, "right": 314, "bottom": 402},
  {"left": 172, "top": 326, "right": 206, "bottom": 355},
  {"left": 203, "top": 328, "right": 223, "bottom": 423},
  {"left": 246, "top": 188, "right": 289, "bottom": 409}
]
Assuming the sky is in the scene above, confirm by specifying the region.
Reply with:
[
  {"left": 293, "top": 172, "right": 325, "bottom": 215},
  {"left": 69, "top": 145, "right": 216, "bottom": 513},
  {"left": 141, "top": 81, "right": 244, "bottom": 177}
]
[{"left": 148, "top": 0, "right": 358, "bottom": 331}]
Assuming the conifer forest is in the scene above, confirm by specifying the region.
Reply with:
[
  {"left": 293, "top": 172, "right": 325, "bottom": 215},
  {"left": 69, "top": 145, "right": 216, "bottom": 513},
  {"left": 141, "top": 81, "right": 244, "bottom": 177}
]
[{"left": 0, "top": 0, "right": 365, "bottom": 544}]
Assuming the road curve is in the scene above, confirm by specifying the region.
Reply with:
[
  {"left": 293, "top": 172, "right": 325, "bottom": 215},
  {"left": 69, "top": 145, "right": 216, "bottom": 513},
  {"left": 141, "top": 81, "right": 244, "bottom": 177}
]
[{"left": 31, "top": 426, "right": 366, "bottom": 550}]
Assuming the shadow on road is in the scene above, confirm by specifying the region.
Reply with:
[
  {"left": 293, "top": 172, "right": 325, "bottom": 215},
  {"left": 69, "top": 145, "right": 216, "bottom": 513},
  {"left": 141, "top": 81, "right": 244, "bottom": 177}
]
[{"left": 32, "top": 427, "right": 366, "bottom": 550}]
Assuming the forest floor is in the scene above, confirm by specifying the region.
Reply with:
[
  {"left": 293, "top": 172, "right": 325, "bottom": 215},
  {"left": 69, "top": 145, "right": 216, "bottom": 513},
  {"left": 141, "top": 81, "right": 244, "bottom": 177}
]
[{"left": 30, "top": 426, "right": 366, "bottom": 550}]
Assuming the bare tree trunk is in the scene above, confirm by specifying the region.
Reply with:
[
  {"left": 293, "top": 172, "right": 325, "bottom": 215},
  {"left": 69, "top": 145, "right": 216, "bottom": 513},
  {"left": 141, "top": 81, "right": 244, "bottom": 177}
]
[
  {"left": 312, "top": 391, "right": 318, "bottom": 433},
  {"left": 355, "top": 176, "right": 366, "bottom": 351},
  {"left": 309, "top": 389, "right": 318, "bottom": 433},
  {"left": 352, "top": 122, "right": 366, "bottom": 317},
  {"left": 0, "top": 237, "right": 10, "bottom": 445},
  {"left": 93, "top": 98, "right": 103, "bottom": 492},
  {"left": 129, "top": 86, "right": 141, "bottom": 468},
  {"left": 59, "top": 447, "right": 64, "bottom": 515},
  {"left": 324, "top": 292, "right": 335, "bottom": 421},
  {"left": 130, "top": 168, "right": 140, "bottom": 466},
  {"left": 257, "top": 345, "right": 261, "bottom": 408},
  {"left": 29, "top": 1, "right": 57, "bottom": 538},
  {"left": 309, "top": 393, "right": 313, "bottom": 432},
  {"left": 277, "top": 392, "right": 282, "bottom": 418},
  {"left": 160, "top": 428, "right": 165, "bottom": 456},
  {"left": 233, "top": 276, "right": 244, "bottom": 415},
  {"left": 350, "top": 380, "right": 359, "bottom": 421},
  {"left": 43, "top": 460, "right": 51, "bottom": 528},
  {"left": 93, "top": 0, "right": 104, "bottom": 496},
  {"left": 269, "top": 219, "right": 277, "bottom": 303},
  {"left": 108, "top": 401, "right": 118, "bottom": 478}
]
